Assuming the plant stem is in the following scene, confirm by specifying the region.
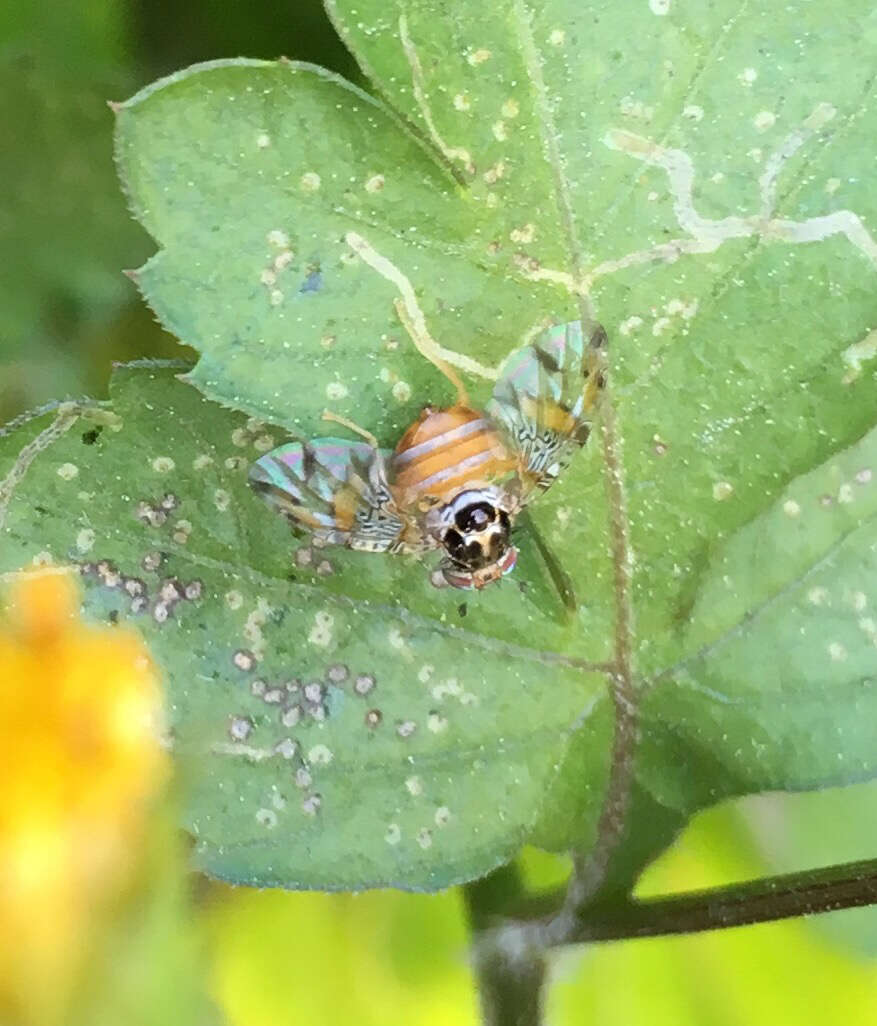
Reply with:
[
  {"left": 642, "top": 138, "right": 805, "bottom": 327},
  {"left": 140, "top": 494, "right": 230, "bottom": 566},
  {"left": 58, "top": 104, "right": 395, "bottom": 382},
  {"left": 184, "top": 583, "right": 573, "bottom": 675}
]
[
  {"left": 464, "top": 865, "right": 547, "bottom": 1026},
  {"left": 492, "top": 854, "right": 877, "bottom": 951}
]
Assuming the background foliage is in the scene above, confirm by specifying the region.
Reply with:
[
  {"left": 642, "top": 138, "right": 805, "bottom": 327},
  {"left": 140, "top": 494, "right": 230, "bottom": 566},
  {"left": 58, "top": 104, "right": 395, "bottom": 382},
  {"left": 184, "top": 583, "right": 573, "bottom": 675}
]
[{"left": 2, "top": 0, "right": 877, "bottom": 1022}]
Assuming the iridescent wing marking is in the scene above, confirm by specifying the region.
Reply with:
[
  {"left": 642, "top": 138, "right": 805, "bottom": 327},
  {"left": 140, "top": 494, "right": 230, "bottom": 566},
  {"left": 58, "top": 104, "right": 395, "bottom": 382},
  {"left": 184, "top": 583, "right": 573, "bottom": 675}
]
[
  {"left": 249, "top": 439, "right": 432, "bottom": 553},
  {"left": 487, "top": 321, "right": 607, "bottom": 500}
]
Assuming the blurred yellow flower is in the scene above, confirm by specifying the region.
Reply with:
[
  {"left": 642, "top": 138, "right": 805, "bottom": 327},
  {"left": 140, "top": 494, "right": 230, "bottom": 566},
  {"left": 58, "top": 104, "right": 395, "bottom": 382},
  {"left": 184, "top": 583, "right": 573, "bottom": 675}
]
[{"left": 0, "top": 569, "right": 166, "bottom": 1025}]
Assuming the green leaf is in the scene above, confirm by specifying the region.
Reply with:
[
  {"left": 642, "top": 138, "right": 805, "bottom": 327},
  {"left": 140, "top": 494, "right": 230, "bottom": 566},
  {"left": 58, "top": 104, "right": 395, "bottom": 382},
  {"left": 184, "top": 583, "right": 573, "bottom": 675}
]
[
  {"left": 5, "top": 0, "right": 877, "bottom": 890},
  {"left": 0, "top": 365, "right": 608, "bottom": 889},
  {"left": 638, "top": 422, "right": 877, "bottom": 816}
]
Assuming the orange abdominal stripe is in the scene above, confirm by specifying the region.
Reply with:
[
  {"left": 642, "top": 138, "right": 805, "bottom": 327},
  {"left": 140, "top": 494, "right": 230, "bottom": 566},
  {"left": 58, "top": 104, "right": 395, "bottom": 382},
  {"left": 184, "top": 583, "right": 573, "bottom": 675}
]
[{"left": 391, "top": 405, "right": 514, "bottom": 504}]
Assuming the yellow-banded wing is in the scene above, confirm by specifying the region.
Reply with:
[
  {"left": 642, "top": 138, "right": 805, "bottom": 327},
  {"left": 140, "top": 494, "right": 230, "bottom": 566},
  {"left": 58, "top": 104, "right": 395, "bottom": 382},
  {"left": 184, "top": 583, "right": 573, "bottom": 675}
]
[
  {"left": 249, "top": 439, "right": 432, "bottom": 553},
  {"left": 487, "top": 321, "right": 607, "bottom": 500}
]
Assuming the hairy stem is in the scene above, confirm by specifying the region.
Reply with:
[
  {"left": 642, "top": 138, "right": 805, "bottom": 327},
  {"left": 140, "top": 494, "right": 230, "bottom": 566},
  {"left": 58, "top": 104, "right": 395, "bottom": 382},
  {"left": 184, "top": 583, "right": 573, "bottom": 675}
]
[{"left": 464, "top": 865, "right": 548, "bottom": 1026}]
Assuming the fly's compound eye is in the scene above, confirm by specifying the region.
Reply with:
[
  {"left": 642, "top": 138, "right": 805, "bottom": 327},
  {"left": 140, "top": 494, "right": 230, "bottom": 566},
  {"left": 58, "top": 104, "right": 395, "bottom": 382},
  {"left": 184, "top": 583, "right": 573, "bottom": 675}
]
[{"left": 442, "top": 528, "right": 468, "bottom": 563}]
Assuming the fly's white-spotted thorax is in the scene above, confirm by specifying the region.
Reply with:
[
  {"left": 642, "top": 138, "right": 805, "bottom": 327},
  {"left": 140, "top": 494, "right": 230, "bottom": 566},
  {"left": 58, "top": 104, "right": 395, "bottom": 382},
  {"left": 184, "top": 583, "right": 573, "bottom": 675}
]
[{"left": 424, "top": 486, "right": 517, "bottom": 537}]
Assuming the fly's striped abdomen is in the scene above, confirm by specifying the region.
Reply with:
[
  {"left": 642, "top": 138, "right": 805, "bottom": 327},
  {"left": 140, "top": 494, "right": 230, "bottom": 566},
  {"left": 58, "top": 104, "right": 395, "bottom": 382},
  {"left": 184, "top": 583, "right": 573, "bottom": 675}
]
[{"left": 391, "top": 405, "right": 514, "bottom": 505}]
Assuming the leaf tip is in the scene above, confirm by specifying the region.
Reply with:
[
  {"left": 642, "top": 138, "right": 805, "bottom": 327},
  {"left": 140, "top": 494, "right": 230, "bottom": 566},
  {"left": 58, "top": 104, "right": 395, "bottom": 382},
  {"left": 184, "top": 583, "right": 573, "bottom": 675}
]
[{"left": 107, "top": 99, "right": 124, "bottom": 114}]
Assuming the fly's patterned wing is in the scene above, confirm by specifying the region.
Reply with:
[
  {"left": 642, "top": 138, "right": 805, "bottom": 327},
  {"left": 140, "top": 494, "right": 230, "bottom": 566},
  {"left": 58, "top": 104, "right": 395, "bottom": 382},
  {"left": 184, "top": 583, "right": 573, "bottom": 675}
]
[
  {"left": 249, "top": 439, "right": 431, "bottom": 553},
  {"left": 487, "top": 321, "right": 607, "bottom": 500}
]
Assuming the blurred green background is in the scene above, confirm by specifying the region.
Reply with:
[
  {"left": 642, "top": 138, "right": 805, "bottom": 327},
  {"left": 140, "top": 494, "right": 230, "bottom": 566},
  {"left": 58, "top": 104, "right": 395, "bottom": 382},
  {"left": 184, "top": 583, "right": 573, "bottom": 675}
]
[{"left": 3, "top": 1, "right": 877, "bottom": 1022}]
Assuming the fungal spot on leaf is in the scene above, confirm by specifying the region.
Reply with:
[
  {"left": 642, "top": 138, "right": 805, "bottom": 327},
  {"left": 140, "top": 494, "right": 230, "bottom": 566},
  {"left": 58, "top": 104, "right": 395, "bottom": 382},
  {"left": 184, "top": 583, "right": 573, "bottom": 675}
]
[
  {"left": 405, "top": 776, "right": 423, "bottom": 797},
  {"left": 435, "top": 807, "right": 451, "bottom": 827},
  {"left": 273, "top": 251, "right": 293, "bottom": 273},
  {"left": 158, "top": 578, "right": 183, "bottom": 604},
  {"left": 57, "top": 463, "right": 79, "bottom": 481},
  {"left": 467, "top": 48, "right": 491, "bottom": 65},
  {"left": 294, "top": 547, "right": 314, "bottom": 568},
  {"left": 397, "top": 720, "right": 417, "bottom": 739},
  {"left": 266, "top": 229, "right": 290, "bottom": 250},
  {"left": 509, "top": 224, "right": 535, "bottom": 244},
  {"left": 232, "top": 649, "right": 256, "bottom": 672},
  {"left": 256, "top": 808, "right": 278, "bottom": 828},
  {"left": 138, "top": 554, "right": 160, "bottom": 578},
  {"left": 302, "top": 794, "right": 322, "bottom": 816},
  {"left": 427, "top": 711, "right": 448, "bottom": 734},
  {"left": 274, "top": 738, "right": 298, "bottom": 760},
  {"left": 81, "top": 427, "right": 102, "bottom": 445},
  {"left": 75, "top": 528, "right": 96, "bottom": 553},
  {"left": 152, "top": 601, "right": 172, "bottom": 624},
  {"left": 354, "top": 673, "right": 376, "bottom": 697},
  {"left": 308, "top": 611, "right": 334, "bottom": 647},
  {"left": 308, "top": 744, "right": 333, "bottom": 766},
  {"left": 365, "top": 709, "right": 382, "bottom": 728},
  {"left": 385, "top": 823, "right": 401, "bottom": 845},
  {"left": 294, "top": 767, "right": 312, "bottom": 790},
  {"left": 96, "top": 561, "right": 121, "bottom": 588},
  {"left": 304, "top": 681, "right": 324, "bottom": 704},
  {"left": 151, "top": 457, "right": 175, "bottom": 473},
  {"left": 229, "top": 715, "right": 253, "bottom": 741},
  {"left": 281, "top": 706, "right": 302, "bottom": 728},
  {"left": 416, "top": 828, "right": 433, "bottom": 849},
  {"left": 754, "top": 110, "right": 777, "bottom": 132}
]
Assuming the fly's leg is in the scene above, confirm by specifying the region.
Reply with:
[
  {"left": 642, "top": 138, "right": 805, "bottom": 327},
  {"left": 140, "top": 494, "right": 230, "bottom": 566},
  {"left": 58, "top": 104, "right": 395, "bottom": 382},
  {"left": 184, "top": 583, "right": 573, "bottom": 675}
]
[
  {"left": 321, "top": 410, "right": 380, "bottom": 449},
  {"left": 393, "top": 299, "right": 471, "bottom": 408}
]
